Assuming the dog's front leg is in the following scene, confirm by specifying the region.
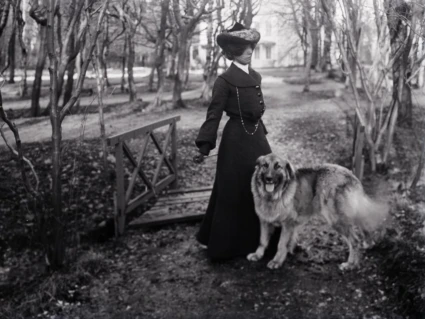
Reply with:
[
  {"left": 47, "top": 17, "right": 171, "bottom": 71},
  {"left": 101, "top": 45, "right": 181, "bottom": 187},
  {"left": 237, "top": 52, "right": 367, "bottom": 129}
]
[
  {"left": 288, "top": 226, "right": 300, "bottom": 255},
  {"left": 267, "top": 227, "right": 292, "bottom": 269},
  {"left": 247, "top": 221, "right": 274, "bottom": 262}
]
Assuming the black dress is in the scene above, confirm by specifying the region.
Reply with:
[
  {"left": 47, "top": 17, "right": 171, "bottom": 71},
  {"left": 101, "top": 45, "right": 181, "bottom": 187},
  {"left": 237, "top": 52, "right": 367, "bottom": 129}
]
[{"left": 195, "top": 64, "right": 272, "bottom": 260}]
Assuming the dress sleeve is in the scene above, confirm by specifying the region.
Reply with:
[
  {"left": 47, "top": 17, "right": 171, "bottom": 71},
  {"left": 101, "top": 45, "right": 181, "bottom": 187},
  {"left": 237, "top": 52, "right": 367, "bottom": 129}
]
[{"left": 195, "top": 77, "right": 229, "bottom": 155}]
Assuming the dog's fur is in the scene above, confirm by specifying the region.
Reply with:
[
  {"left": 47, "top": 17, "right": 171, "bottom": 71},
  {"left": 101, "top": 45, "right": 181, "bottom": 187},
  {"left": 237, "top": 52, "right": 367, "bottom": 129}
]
[{"left": 248, "top": 153, "right": 390, "bottom": 270}]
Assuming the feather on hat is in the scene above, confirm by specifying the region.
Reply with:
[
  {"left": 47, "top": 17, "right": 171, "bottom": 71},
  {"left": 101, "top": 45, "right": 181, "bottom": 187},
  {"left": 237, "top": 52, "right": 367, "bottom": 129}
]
[{"left": 216, "top": 22, "right": 261, "bottom": 49}]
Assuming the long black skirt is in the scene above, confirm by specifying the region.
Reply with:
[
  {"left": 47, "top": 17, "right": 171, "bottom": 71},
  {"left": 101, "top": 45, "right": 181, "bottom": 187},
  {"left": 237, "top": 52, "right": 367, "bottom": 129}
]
[{"left": 196, "top": 117, "right": 272, "bottom": 260}]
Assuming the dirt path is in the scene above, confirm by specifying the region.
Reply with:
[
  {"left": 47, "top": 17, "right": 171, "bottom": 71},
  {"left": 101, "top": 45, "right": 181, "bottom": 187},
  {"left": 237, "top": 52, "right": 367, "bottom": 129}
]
[
  {"left": 0, "top": 86, "right": 203, "bottom": 146},
  {"left": 27, "top": 78, "right": 399, "bottom": 319},
  {"left": 2, "top": 76, "right": 406, "bottom": 318}
]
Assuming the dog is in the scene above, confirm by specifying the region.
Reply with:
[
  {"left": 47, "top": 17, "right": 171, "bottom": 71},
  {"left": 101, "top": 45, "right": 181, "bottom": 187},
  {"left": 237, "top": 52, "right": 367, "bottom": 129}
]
[{"left": 248, "top": 153, "right": 389, "bottom": 271}]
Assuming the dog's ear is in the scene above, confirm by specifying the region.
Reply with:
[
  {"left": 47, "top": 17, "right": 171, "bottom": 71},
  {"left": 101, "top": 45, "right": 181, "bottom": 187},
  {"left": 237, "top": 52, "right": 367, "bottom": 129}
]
[
  {"left": 286, "top": 162, "right": 295, "bottom": 179},
  {"left": 255, "top": 155, "right": 264, "bottom": 167}
]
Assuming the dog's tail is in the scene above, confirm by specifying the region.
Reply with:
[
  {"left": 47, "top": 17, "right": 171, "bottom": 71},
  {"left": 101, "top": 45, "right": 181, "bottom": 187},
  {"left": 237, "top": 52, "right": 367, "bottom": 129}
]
[{"left": 349, "top": 188, "right": 391, "bottom": 235}]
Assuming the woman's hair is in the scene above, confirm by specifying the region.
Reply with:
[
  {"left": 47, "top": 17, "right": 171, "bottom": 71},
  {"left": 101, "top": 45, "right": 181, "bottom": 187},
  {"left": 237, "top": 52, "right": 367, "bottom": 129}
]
[{"left": 222, "top": 43, "right": 255, "bottom": 60}]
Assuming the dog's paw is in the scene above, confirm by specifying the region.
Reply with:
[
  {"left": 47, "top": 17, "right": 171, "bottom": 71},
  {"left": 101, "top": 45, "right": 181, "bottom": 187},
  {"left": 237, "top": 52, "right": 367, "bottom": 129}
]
[
  {"left": 247, "top": 252, "right": 263, "bottom": 262},
  {"left": 338, "top": 262, "right": 357, "bottom": 271},
  {"left": 267, "top": 259, "right": 283, "bottom": 269}
]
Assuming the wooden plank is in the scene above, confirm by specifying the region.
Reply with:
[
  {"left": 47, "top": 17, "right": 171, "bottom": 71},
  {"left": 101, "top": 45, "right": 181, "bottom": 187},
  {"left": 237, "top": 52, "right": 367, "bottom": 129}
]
[
  {"left": 115, "top": 142, "right": 126, "bottom": 235},
  {"left": 125, "top": 134, "right": 151, "bottom": 203},
  {"left": 170, "top": 121, "right": 178, "bottom": 189},
  {"left": 154, "top": 198, "right": 210, "bottom": 206},
  {"left": 152, "top": 123, "right": 173, "bottom": 186},
  {"left": 150, "top": 131, "right": 175, "bottom": 174},
  {"left": 107, "top": 116, "right": 181, "bottom": 146},
  {"left": 164, "top": 186, "right": 213, "bottom": 195},
  {"left": 129, "top": 211, "right": 205, "bottom": 228},
  {"left": 156, "top": 191, "right": 211, "bottom": 202},
  {"left": 125, "top": 174, "right": 176, "bottom": 214}
]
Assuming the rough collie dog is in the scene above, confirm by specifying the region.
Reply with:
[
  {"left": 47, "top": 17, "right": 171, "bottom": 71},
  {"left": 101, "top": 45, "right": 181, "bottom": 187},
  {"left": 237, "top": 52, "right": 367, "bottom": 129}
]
[{"left": 248, "top": 153, "right": 389, "bottom": 271}]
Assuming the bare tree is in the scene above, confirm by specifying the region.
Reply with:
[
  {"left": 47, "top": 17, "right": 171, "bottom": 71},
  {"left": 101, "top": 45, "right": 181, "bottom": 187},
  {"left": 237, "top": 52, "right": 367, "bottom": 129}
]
[
  {"left": 114, "top": 0, "right": 143, "bottom": 102},
  {"left": 232, "top": 0, "right": 262, "bottom": 28},
  {"left": 0, "top": 91, "right": 39, "bottom": 198},
  {"left": 322, "top": 8, "right": 333, "bottom": 72},
  {"left": 321, "top": 0, "right": 422, "bottom": 171},
  {"left": 0, "top": 0, "right": 11, "bottom": 38},
  {"left": 171, "top": 0, "right": 210, "bottom": 108},
  {"left": 200, "top": 0, "right": 225, "bottom": 104},
  {"left": 384, "top": 0, "right": 414, "bottom": 127},
  {"left": 145, "top": 0, "right": 171, "bottom": 109},
  {"left": 98, "top": 14, "right": 126, "bottom": 89},
  {"left": 120, "top": 27, "right": 127, "bottom": 92},
  {"left": 7, "top": 25, "right": 16, "bottom": 83},
  {"left": 45, "top": 0, "right": 108, "bottom": 269},
  {"left": 16, "top": 0, "right": 29, "bottom": 97},
  {"left": 93, "top": 39, "right": 108, "bottom": 177},
  {"left": 29, "top": 1, "right": 48, "bottom": 117},
  {"left": 0, "top": 90, "right": 42, "bottom": 237}
]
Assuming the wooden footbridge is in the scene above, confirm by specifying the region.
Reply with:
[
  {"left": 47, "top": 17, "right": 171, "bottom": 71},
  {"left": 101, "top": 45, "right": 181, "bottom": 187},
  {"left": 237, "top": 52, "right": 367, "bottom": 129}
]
[
  {"left": 107, "top": 114, "right": 365, "bottom": 237},
  {"left": 106, "top": 115, "right": 211, "bottom": 236}
]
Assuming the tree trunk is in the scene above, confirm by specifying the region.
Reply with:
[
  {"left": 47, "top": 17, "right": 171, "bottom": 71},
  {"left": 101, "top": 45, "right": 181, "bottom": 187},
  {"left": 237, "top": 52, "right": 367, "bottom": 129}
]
[
  {"left": 200, "top": 4, "right": 214, "bottom": 105},
  {"left": 62, "top": 28, "right": 75, "bottom": 107},
  {"left": 303, "top": 21, "right": 313, "bottom": 92},
  {"left": 100, "top": 15, "right": 110, "bottom": 88},
  {"left": 148, "top": 65, "right": 156, "bottom": 91},
  {"left": 63, "top": 57, "right": 75, "bottom": 107},
  {"left": 167, "top": 37, "right": 178, "bottom": 78},
  {"left": 147, "top": 0, "right": 169, "bottom": 109},
  {"left": 0, "top": 0, "right": 11, "bottom": 38},
  {"left": 410, "top": 137, "right": 425, "bottom": 189},
  {"left": 417, "top": 37, "right": 425, "bottom": 88},
  {"left": 183, "top": 42, "right": 191, "bottom": 90},
  {"left": 172, "top": 31, "right": 188, "bottom": 108},
  {"left": 74, "top": 52, "right": 81, "bottom": 108},
  {"left": 8, "top": 28, "right": 16, "bottom": 84},
  {"left": 46, "top": 0, "right": 64, "bottom": 270},
  {"left": 242, "top": 0, "right": 253, "bottom": 28},
  {"left": 31, "top": 27, "right": 47, "bottom": 117},
  {"left": 94, "top": 45, "right": 108, "bottom": 177},
  {"left": 126, "top": 32, "right": 136, "bottom": 102},
  {"left": 322, "top": 21, "right": 332, "bottom": 72},
  {"left": 385, "top": 0, "right": 413, "bottom": 127},
  {"left": 311, "top": 28, "right": 319, "bottom": 71},
  {"left": 16, "top": 0, "right": 28, "bottom": 97},
  {"left": 121, "top": 35, "right": 127, "bottom": 93},
  {"left": 100, "top": 53, "right": 109, "bottom": 87}
]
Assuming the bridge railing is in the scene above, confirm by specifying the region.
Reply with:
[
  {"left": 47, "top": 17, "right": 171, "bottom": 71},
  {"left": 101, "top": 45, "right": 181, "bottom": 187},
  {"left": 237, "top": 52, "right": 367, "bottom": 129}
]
[{"left": 107, "top": 115, "right": 180, "bottom": 235}]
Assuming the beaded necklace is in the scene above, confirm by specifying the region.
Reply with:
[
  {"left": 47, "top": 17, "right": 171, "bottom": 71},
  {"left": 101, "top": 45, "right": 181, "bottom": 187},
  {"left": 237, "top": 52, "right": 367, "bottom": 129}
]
[{"left": 235, "top": 86, "right": 265, "bottom": 136}]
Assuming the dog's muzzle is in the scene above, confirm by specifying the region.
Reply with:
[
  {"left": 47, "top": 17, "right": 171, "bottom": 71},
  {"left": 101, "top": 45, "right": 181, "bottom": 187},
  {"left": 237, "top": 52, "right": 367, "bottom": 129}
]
[{"left": 263, "top": 176, "right": 275, "bottom": 193}]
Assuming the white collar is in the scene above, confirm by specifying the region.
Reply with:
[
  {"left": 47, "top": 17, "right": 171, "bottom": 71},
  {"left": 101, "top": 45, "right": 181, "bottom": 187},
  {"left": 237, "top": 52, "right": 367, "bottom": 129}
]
[{"left": 233, "top": 61, "right": 249, "bottom": 74}]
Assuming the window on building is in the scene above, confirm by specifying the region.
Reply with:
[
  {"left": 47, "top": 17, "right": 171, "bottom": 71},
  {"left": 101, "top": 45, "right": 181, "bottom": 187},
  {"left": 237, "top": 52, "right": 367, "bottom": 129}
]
[
  {"left": 266, "top": 21, "right": 272, "bottom": 35},
  {"left": 254, "top": 47, "right": 260, "bottom": 59},
  {"left": 266, "top": 46, "right": 271, "bottom": 59}
]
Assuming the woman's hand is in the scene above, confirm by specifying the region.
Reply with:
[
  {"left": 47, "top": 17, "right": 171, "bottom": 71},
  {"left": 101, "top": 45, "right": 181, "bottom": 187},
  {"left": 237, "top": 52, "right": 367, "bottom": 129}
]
[{"left": 193, "top": 153, "right": 205, "bottom": 164}]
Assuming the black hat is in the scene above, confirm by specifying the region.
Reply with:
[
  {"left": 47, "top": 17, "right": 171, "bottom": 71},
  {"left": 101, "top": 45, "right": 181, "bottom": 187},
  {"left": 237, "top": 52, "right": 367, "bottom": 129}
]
[{"left": 216, "top": 22, "right": 261, "bottom": 49}]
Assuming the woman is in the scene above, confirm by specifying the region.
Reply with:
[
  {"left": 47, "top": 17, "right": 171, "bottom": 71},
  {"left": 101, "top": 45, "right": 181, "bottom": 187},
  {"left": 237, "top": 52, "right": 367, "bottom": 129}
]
[{"left": 193, "top": 22, "right": 272, "bottom": 260}]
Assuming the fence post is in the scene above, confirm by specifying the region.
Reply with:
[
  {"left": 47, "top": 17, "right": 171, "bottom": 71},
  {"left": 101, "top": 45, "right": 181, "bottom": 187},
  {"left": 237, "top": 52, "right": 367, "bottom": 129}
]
[
  {"left": 171, "top": 120, "right": 178, "bottom": 189},
  {"left": 115, "top": 142, "right": 126, "bottom": 235}
]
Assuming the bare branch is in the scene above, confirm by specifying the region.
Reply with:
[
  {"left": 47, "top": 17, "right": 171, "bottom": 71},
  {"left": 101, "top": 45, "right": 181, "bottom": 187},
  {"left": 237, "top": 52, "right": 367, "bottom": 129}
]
[
  {"left": 60, "top": 0, "right": 109, "bottom": 122},
  {"left": 0, "top": 93, "right": 39, "bottom": 195},
  {"left": 172, "top": 0, "right": 183, "bottom": 28}
]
